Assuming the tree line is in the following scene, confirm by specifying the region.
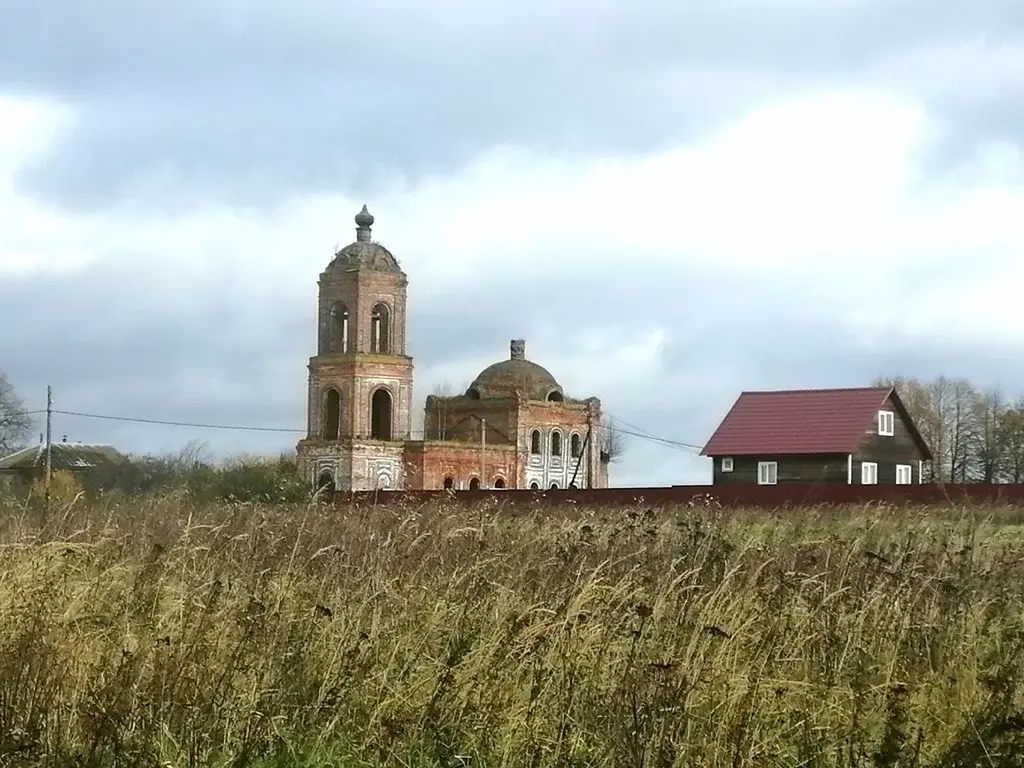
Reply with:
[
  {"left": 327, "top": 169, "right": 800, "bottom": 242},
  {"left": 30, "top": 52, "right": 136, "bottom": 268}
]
[{"left": 874, "top": 375, "right": 1024, "bottom": 484}]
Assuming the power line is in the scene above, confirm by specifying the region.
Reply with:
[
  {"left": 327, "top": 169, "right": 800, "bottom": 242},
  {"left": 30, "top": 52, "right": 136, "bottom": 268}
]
[
  {"left": 53, "top": 409, "right": 305, "bottom": 434},
  {"left": 605, "top": 414, "right": 704, "bottom": 454},
  {"left": 5, "top": 404, "right": 705, "bottom": 455}
]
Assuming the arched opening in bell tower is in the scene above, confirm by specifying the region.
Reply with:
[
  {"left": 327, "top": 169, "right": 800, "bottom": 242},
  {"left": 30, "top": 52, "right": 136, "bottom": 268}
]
[
  {"left": 330, "top": 302, "right": 349, "bottom": 353},
  {"left": 370, "top": 388, "right": 393, "bottom": 440},
  {"left": 322, "top": 388, "right": 341, "bottom": 440},
  {"left": 371, "top": 303, "right": 391, "bottom": 354}
]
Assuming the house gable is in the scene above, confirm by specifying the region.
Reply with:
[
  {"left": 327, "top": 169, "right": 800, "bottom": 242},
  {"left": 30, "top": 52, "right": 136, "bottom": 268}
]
[{"left": 854, "top": 391, "right": 932, "bottom": 465}]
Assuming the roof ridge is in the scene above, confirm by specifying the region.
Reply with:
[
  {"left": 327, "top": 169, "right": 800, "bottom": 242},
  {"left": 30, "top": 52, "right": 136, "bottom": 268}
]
[{"left": 740, "top": 386, "right": 890, "bottom": 395}]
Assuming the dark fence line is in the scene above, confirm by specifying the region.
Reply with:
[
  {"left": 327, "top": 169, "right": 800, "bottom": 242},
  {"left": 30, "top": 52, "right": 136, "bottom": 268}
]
[{"left": 334, "top": 483, "right": 1024, "bottom": 509}]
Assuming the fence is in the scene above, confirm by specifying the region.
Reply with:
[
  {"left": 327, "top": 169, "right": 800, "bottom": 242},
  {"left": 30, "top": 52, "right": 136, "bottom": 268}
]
[{"left": 335, "top": 482, "right": 1024, "bottom": 509}]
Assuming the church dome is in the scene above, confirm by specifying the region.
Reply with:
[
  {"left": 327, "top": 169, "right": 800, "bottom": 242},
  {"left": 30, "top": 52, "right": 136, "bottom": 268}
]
[
  {"left": 324, "top": 205, "right": 403, "bottom": 275},
  {"left": 467, "top": 340, "right": 565, "bottom": 401}
]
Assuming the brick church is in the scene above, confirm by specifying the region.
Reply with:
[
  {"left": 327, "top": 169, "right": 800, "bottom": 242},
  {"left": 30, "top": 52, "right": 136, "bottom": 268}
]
[{"left": 295, "top": 206, "right": 611, "bottom": 492}]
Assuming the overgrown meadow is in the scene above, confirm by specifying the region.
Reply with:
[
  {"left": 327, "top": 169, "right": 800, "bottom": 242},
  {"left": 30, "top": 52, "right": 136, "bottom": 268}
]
[{"left": 2, "top": 492, "right": 1024, "bottom": 767}]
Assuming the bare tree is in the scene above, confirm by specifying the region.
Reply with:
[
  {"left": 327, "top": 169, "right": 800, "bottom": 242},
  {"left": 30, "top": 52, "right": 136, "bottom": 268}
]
[
  {"left": 174, "top": 438, "right": 213, "bottom": 471},
  {"left": 970, "top": 388, "right": 1007, "bottom": 483},
  {"left": 945, "top": 378, "right": 978, "bottom": 483},
  {"left": 599, "top": 416, "right": 628, "bottom": 463},
  {"left": 1000, "top": 402, "right": 1024, "bottom": 484},
  {"left": 429, "top": 380, "right": 455, "bottom": 440},
  {"left": 0, "top": 372, "right": 32, "bottom": 455}
]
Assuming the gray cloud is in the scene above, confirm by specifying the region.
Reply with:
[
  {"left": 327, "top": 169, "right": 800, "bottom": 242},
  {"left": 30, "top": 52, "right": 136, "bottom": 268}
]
[{"left": 3, "top": 1, "right": 1022, "bottom": 212}]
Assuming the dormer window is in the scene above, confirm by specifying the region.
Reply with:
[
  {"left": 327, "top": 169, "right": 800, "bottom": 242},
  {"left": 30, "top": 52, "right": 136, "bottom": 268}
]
[{"left": 878, "top": 410, "right": 894, "bottom": 436}]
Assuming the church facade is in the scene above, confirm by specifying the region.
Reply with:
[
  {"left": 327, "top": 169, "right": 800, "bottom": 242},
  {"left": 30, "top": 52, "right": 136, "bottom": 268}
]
[{"left": 295, "top": 206, "right": 611, "bottom": 492}]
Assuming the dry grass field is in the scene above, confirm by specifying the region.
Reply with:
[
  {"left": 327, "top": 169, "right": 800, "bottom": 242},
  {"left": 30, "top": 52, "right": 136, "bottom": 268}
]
[{"left": 2, "top": 494, "right": 1024, "bottom": 767}]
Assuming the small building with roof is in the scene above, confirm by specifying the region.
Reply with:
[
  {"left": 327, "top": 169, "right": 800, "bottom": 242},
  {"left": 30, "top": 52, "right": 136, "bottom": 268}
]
[
  {"left": 0, "top": 438, "right": 126, "bottom": 488},
  {"left": 295, "top": 206, "right": 611, "bottom": 492},
  {"left": 700, "top": 386, "right": 933, "bottom": 485}
]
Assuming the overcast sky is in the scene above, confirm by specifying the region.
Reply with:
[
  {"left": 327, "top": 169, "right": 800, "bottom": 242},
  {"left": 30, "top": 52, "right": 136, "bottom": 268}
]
[{"left": 2, "top": 1, "right": 1023, "bottom": 486}]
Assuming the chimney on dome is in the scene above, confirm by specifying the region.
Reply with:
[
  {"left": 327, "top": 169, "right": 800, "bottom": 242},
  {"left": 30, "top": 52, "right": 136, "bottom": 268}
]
[{"left": 510, "top": 339, "right": 526, "bottom": 360}]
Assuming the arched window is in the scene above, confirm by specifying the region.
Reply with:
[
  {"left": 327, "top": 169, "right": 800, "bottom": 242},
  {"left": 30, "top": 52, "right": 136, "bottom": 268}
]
[
  {"left": 371, "top": 303, "right": 391, "bottom": 354},
  {"left": 530, "top": 482, "right": 540, "bottom": 490},
  {"left": 551, "top": 431, "right": 562, "bottom": 457},
  {"left": 569, "top": 482, "right": 578, "bottom": 489},
  {"left": 570, "top": 433, "right": 582, "bottom": 458},
  {"left": 469, "top": 477, "right": 481, "bottom": 490},
  {"left": 322, "top": 389, "right": 341, "bottom": 440},
  {"left": 317, "top": 472, "right": 336, "bottom": 494},
  {"left": 443, "top": 476, "right": 455, "bottom": 490},
  {"left": 547, "top": 390, "right": 564, "bottom": 402},
  {"left": 530, "top": 430, "right": 541, "bottom": 455},
  {"left": 549, "top": 482, "right": 559, "bottom": 490},
  {"left": 370, "top": 388, "right": 393, "bottom": 440},
  {"left": 329, "top": 302, "right": 349, "bottom": 353},
  {"left": 493, "top": 477, "right": 506, "bottom": 489}
]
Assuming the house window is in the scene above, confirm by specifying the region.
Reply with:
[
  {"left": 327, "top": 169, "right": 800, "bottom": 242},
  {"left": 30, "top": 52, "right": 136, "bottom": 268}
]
[
  {"left": 551, "top": 431, "right": 562, "bottom": 457},
  {"left": 878, "top": 410, "right": 895, "bottom": 436},
  {"left": 861, "top": 462, "right": 878, "bottom": 485},
  {"left": 757, "top": 461, "right": 777, "bottom": 485},
  {"left": 896, "top": 464, "right": 912, "bottom": 485},
  {"left": 721, "top": 457, "right": 734, "bottom": 473},
  {"left": 530, "top": 430, "right": 541, "bottom": 455}
]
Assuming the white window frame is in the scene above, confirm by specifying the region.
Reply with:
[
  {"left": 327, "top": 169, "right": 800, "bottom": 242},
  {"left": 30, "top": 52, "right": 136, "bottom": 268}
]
[
  {"left": 721, "top": 457, "right": 734, "bottom": 472},
  {"left": 757, "top": 461, "right": 777, "bottom": 485},
  {"left": 878, "top": 410, "right": 895, "bottom": 436},
  {"left": 896, "top": 464, "right": 913, "bottom": 485},
  {"left": 861, "top": 461, "right": 878, "bottom": 485}
]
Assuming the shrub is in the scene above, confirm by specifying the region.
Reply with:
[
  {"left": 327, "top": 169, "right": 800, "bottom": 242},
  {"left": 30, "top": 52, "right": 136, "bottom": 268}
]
[{"left": 27, "top": 469, "right": 83, "bottom": 504}]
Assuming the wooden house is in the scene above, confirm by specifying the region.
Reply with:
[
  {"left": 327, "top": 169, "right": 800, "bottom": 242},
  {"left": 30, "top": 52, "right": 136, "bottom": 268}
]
[
  {"left": 0, "top": 440, "right": 126, "bottom": 488},
  {"left": 700, "top": 387, "right": 933, "bottom": 485}
]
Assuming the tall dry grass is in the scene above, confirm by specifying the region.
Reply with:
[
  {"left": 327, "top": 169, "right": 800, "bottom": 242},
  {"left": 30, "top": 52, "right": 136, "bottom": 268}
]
[{"left": 1, "top": 494, "right": 1024, "bottom": 766}]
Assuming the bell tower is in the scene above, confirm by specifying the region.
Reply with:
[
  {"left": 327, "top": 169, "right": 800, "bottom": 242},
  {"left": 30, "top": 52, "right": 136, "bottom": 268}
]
[{"left": 296, "top": 205, "right": 415, "bottom": 492}]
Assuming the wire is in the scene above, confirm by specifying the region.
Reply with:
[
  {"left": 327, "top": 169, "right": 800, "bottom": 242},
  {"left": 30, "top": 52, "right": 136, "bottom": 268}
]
[
  {"left": 605, "top": 415, "right": 704, "bottom": 454},
  {"left": 5, "top": 405, "right": 705, "bottom": 455},
  {"left": 52, "top": 409, "right": 305, "bottom": 434}
]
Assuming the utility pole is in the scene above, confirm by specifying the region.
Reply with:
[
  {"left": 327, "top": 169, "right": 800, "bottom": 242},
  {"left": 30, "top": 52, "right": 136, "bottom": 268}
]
[
  {"left": 586, "top": 422, "right": 593, "bottom": 489},
  {"left": 480, "top": 417, "right": 487, "bottom": 489},
  {"left": 44, "top": 385, "right": 53, "bottom": 494}
]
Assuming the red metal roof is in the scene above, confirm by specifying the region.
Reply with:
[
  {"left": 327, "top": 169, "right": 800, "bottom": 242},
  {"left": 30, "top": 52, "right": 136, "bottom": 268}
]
[{"left": 701, "top": 387, "right": 899, "bottom": 457}]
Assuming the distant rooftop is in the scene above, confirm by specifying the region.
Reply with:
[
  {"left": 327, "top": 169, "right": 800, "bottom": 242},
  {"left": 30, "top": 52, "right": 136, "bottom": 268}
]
[{"left": 0, "top": 442, "right": 126, "bottom": 471}]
